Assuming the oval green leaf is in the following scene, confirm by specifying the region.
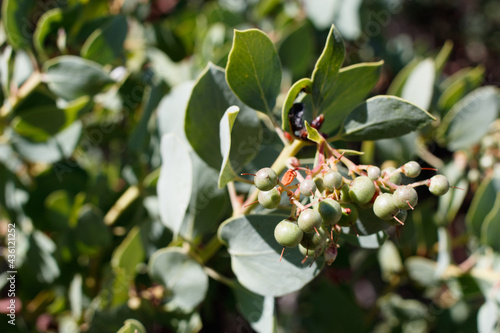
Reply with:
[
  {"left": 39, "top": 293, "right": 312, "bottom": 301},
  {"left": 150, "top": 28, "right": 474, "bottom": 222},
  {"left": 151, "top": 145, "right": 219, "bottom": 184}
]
[
  {"left": 319, "top": 61, "right": 383, "bottom": 135},
  {"left": 43, "top": 55, "right": 115, "bottom": 100},
  {"left": 438, "top": 86, "right": 499, "bottom": 151},
  {"left": 466, "top": 175, "right": 500, "bottom": 238},
  {"left": 311, "top": 24, "right": 346, "bottom": 117},
  {"left": 157, "top": 134, "right": 192, "bottom": 237},
  {"left": 12, "top": 120, "right": 82, "bottom": 163},
  {"left": 437, "top": 65, "right": 484, "bottom": 112},
  {"left": 339, "top": 95, "right": 435, "bottom": 141},
  {"left": 226, "top": 29, "right": 282, "bottom": 113},
  {"left": 185, "top": 63, "right": 261, "bottom": 170},
  {"left": 278, "top": 22, "right": 315, "bottom": 80},
  {"left": 232, "top": 282, "right": 277, "bottom": 333},
  {"left": 180, "top": 152, "right": 230, "bottom": 241},
  {"left": 2, "top": 0, "right": 36, "bottom": 50},
  {"left": 218, "top": 214, "right": 324, "bottom": 297},
  {"left": 148, "top": 247, "right": 209, "bottom": 313},
  {"left": 12, "top": 96, "right": 92, "bottom": 142},
  {"left": 81, "top": 15, "right": 127, "bottom": 65},
  {"left": 111, "top": 226, "right": 145, "bottom": 277},
  {"left": 401, "top": 58, "right": 435, "bottom": 111}
]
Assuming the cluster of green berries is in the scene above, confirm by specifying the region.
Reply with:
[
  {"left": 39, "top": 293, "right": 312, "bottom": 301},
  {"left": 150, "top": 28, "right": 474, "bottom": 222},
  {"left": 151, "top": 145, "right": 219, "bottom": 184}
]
[{"left": 250, "top": 157, "right": 451, "bottom": 265}]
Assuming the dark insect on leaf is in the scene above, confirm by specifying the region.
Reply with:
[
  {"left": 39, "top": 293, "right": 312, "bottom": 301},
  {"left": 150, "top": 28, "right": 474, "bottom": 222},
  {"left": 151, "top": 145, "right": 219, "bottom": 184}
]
[{"left": 288, "top": 103, "right": 305, "bottom": 135}]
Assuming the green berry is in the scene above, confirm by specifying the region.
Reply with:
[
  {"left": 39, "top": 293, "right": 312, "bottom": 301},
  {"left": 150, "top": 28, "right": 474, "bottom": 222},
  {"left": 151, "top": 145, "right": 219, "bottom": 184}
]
[
  {"left": 299, "top": 243, "right": 323, "bottom": 257},
  {"left": 402, "top": 161, "right": 421, "bottom": 178},
  {"left": 324, "top": 246, "right": 338, "bottom": 266},
  {"left": 392, "top": 186, "right": 418, "bottom": 210},
  {"left": 298, "top": 208, "right": 323, "bottom": 233},
  {"left": 383, "top": 167, "right": 402, "bottom": 185},
  {"left": 389, "top": 209, "right": 407, "bottom": 226},
  {"left": 324, "top": 171, "right": 343, "bottom": 190},
  {"left": 274, "top": 219, "right": 303, "bottom": 247},
  {"left": 349, "top": 176, "right": 376, "bottom": 205},
  {"left": 339, "top": 183, "right": 351, "bottom": 202},
  {"left": 300, "top": 227, "right": 327, "bottom": 250},
  {"left": 429, "top": 175, "right": 449, "bottom": 196},
  {"left": 367, "top": 166, "right": 381, "bottom": 180},
  {"left": 300, "top": 179, "right": 317, "bottom": 197},
  {"left": 314, "top": 176, "right": 325, "bottom": 193},
  {"left": 254, "top": 167, "right": 278, "bottom": 191},
  {"left": 258, "top": 188, "right": 281, "bottom": 209},
  {"left": 337, "top": 203, "right": 358, "bottom": 227},
  {"left": 373, "top": 193, "right": 399, "bottom": 220},
  {"left": 317, "top": 198, "right": 342, "bottom": 226}
]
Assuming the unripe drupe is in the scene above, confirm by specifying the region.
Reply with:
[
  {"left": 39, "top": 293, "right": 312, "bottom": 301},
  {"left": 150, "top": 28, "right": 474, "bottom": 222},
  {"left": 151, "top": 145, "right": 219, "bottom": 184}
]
[
  {"left": 298, "top": 208, "right": 323, "bottom": 233},
  {"left": 323, "top": 170, "right": 343, "bottom": 190},
  {"left": 317, "top": 198, "right": 342, "bottom": 226},
  {"left": 274, "top": 219, "right": 303, "bottom": 247},
  {"left": 402, "top": 161, "right": 421, "bottom": 178},
  {"left": 349, "top": 176, "right": 376, "bottom": 205},
  {"left": 337, "top": 203, "right": 358, "bottom": 227},
  {"left": 300, "top": 179, "right": 317, "bottom": 197},
  {"left": 373, "top": 193, "right": 399, "bottom": 220},
  {"left": 429, "top": 175, "right": 449, "bottom": 196},
  {"left": 258, "top": 188, "right": 281, "bottom": 209},
  {"left": 254, "top": 167, "right": 278, "bottom": 191},
  {"left": 392, "top": 186, "right": 418, "bottom": 210}
]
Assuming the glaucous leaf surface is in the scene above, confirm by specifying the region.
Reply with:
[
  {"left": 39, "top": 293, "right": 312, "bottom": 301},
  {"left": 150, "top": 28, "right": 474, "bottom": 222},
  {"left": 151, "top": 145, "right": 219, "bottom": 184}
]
[
  {"left": 157, "top": 134, "right": 192, "bottom": 237},
  {"left": 339, "top": 96, "right": 435, "bottom": 141},
  {"left": 43, "top": 55, "right": 115, "bottom": 100},
  {"left": 401, "top": 58, "right": 435, "bottom": 111},
  {"left": 232, "top": 282, "right": 277, "bottom": 333},
  {"left": 438, "top": 86, "right": 499, "bottom": 151},
  {"left": 12, "top": 120, "right": 83, "bottom": 163},
  {"left": 148, "top": 248, "right": 209, "bottom": 312},
  {"left": 218, "top": 214, "right": 324, "bottom": 297}
]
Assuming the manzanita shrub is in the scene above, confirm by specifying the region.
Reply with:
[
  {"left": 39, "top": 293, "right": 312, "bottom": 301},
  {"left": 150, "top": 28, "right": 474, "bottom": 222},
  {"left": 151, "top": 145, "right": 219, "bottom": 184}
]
[
  {"left": 1, "top": 0, "right": 500, "bottom": 332},
  {"left": 156, "top": 24, "right": 448, "bottom": 330}
]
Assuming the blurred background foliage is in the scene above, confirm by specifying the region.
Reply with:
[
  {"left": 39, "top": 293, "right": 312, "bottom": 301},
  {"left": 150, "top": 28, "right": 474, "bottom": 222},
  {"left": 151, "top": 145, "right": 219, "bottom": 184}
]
[{"left": 0, "top": 0, "right": 499, "bottom": 332}]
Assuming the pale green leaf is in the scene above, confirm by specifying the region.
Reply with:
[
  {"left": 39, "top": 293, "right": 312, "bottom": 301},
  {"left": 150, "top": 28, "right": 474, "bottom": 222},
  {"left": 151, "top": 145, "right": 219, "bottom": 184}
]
[
  {"left": 401, "top": 58, "right": 435, "bottom": 111},
  {"left": 218, "top": 106, "right": 240, "bottom": 188},
  {"left": 148, "top": 248, "right": 208, "bottom": 313},
  {"left": 218, "top": 214, "right": 324, "bottom": 297},
  {"left": 157, "top": 134, "right": 192, "bottom": 237},
  {"left": 339, "top": 96, "right": 435, "bottom": 141}
]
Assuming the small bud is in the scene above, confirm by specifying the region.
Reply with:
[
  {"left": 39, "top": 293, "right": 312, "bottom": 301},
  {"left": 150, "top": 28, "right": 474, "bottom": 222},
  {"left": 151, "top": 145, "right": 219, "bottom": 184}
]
[{"left": 324, "top": 246, "right": 338, "bottom": 265}]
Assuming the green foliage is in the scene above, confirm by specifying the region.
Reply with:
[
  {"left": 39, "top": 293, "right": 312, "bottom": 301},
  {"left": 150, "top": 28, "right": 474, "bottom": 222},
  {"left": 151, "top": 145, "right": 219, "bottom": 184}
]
[{"left": 1, "top": 1, "right": 499, "bottom": 332}]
